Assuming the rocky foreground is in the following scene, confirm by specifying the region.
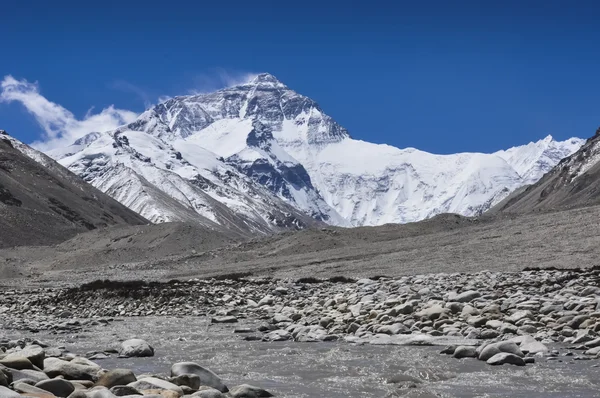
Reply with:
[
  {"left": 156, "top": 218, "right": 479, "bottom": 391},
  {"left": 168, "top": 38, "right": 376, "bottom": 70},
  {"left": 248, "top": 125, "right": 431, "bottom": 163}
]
[
  {"left": 2, "top": 268, "right": 600, "bottom": 397},
  {"left": 0, "top": 336, "right": 271, "bottom": 397}
]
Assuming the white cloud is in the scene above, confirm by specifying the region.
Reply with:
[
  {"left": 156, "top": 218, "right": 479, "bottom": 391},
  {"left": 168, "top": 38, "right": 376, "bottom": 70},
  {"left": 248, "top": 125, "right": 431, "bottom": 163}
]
[
  {"left": 0, "top": 75, "right": 139, "bottom": 151},
  {"left": 190, "top": 68, "right": 258, "bottom": 94},
  {"left": 0, "top": 70, "right": 258, "bottom": 151}
]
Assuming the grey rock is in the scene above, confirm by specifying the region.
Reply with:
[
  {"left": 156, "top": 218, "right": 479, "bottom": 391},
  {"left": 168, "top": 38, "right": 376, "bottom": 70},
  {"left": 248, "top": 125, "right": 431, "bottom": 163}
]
[
  {"left": 96, "top": 369, "right": 137, "bottom": 389},
  {"left": 517, "top": 336, "right": 549, "bottom": 354},
  {"left": 319, "top": 317, "right": 333, "bottom": 328},
  {"left": 0, "top": 356, "right": 34, "bottom": 370},
  {"left": 478, "top": 342, "right": 524, "bottom": 361},
  {"left": 262, "top": 330, "right": 291, "bottom": 342},
  {"left": 127, "top": 377, "right": 183, "bottom": 395},
  {"left": 229, "top": 384, "right": 274, "bottom": 397},
  {"left": 4, "top": 345, "right": 45, "bottom": 369},
  {"left": 13, "top": 381, "right": 56, "bottom": 396},
  {"left": 486, "top": 353, "right": 526, "bottom": 366},
  {"left": 453, "top": 346, "right": 478, "bottom": 359},
  {"left": 210, "top": 316, "right": 238, "bottom": 324},
  {"left": 119, "top": 339, "right": 154, "bottom": 358},
  {"left": 171, "top": 362, "right": 228, "bottom": 393},
  {"left": 507, "top": 310, "right": 533, "bottom": 324},
  {"left": 10, "top": 368, "right": 50, "bottom": 383},
  {"left": 0, "top": 369, "right": 7, "bottom": 387},
  {"left": 415, "top": 304, "right": 446, "bottom": 320},
  {"left": 109, "top": 385, "right": 143, "bottom": 396},
  {"left": 43, "top": 357, "right": 100, "bottom": 381},
  {"left": 170, "top": 374, "right": 201, "bottom": 390},
  {"left": 36, "top": 378, "right": 75, "bottom": 397},
  {"left": 0, "top": 385, "right": 21, "bottom": 398},
  {"left": 192, "top": 386, "right": 226, "bottom": 398},
  {"left": 499, "top": 323, "right": 518, "bottom": 334},
  {"left": 453, "top": 290, "right": 481, "bottom": 303},
  {"left": 584, "top": 346, "right": 600, "bottom": 356},
  {"left": 395, "top": 303, "right": 414, "bottom": 315},
  {"left": 376, "top": 323, "right": 409, "bottom": 335}
]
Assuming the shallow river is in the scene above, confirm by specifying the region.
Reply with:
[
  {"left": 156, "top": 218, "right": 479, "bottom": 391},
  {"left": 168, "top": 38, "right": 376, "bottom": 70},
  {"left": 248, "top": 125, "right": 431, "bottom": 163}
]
[{"left": 4, "top": 316, "right": 599, "bottom": 397}]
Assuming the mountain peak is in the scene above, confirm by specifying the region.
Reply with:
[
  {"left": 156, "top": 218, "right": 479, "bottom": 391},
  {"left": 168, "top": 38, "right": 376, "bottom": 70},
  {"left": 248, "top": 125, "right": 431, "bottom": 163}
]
[
  {"left": 249, "top": 73, "right": 286, "bottom": 88},
  {"left": 542, "top": 134, "right": 554, "bottom": 143}
]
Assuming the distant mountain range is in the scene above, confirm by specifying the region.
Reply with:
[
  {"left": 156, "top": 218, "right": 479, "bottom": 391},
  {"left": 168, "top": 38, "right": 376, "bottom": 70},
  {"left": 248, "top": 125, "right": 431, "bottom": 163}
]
[
  {"left": 27, "top": 73, "right": 584, "bottom": 232},
  {"left": 494, "top": 128, "right": 600, "bottom": 213}
]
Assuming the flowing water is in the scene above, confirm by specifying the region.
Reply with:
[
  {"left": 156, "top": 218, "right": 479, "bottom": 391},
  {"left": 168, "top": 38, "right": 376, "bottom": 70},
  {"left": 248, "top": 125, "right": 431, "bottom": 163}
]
[{"left": 4, "top": 316, "right": 599, "bottom": 397}]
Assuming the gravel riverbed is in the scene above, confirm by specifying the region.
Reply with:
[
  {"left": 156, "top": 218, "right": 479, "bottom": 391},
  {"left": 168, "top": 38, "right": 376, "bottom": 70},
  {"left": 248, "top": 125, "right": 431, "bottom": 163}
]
[{"left": 2, "top": 268, "right": 600, "bottom": 397}]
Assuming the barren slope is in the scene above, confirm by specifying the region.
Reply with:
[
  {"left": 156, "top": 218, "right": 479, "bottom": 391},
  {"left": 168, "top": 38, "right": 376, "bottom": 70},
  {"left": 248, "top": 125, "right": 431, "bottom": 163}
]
[{"left": 2, "top": 205, "right": 599, "bottom": 285}]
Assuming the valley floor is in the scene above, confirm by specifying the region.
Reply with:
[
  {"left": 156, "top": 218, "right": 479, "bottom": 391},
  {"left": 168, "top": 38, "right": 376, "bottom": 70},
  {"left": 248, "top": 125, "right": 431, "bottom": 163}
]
[{"left": 2, "top": 204, "right": 600, "bottom": 286}]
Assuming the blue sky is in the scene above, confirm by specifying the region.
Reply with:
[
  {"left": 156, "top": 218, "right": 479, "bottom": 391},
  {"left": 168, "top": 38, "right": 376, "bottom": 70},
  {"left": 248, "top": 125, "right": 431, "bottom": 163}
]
[{"left": 2, "top": 0, "right": 600, "bottom": 153}]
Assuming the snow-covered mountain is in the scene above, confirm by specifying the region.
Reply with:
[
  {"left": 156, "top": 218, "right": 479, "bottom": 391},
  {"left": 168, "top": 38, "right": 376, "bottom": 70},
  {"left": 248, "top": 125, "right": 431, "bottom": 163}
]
[
  {"left": 493, "top": 128, "right": 600, "bottom": 213},
  {"left": 494, "top": 135, "right": 584, "bottom": 185},
  {"left": 46, "top": 73, "right": 584, "bottom": 228}
]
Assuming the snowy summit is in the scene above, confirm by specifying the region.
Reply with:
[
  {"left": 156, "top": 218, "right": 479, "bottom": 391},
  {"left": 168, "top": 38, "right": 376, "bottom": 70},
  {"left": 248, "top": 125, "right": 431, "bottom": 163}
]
[{"left": 45, "top": 74, "right": 584, "bottom": 231}]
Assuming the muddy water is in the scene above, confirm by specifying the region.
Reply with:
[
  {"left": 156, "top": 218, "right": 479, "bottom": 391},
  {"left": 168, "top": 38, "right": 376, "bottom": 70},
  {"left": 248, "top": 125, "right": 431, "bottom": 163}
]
[{"left": 6, "top": 316, "right": 599, "bottom": 397}]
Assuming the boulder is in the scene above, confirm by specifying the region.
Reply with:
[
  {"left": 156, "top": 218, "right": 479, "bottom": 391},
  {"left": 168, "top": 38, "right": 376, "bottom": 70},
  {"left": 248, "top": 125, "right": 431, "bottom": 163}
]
[
  {"left": 478, "top": 342, "right": 523, "bottom": 361},
  {"left": 170, "top": 374, "right": 200, "bottom": 390},
  {"left": 516, "top": 336, "right": 548, "bottom": 354},
  {"left": 13, "top": 381, "right": 56, "bottom": 396},
  {"left": 118, "top": 340, "right": 153, "bottom": 358},
  {"left": 395, "top": 303, "right": 414, "bottom": 315},
  {"left": 0, "top": 368, "right": 8, "bottom": 387},
  {"left": 191, "top": 386, "right": 226, "bottom": 397},
  {"left": 109, "top": 385, "right": 142, "bottom": 396},
  {"left": 453, "top": 290, "right": 481, "bottom": 303},
  {"left": 584, "top": 346, "right": 600, "bottom": 356},
  {"left": 486, "top": 353, "right": 526, "bottom": 366},
  {"left": 4, "top": 345, "right": 46, "bottom": 369},
  {"left": 375, "top": 323, "right": 409, "bottom": 335},
  {"left": 262, "top": 330, "right": 291, "bottom": 342},
  {"left": 10, "top": 368, "right": 49, "bottom": 383},
  {"left": 96, "top": 369, "right": 137, "bottom": 389},
  {"left": 127, "top": 377, "right": 183, "bottom": 396},
  {"left": 453, "top": 346, "right": 477, "bottom": 359},
  {"left": 229, "top": 384, "right": 274, "bottom": 398},
  {"left": 36, "top": 378, "right": 75, "bottom": 397},
  {"left": 415, "top": 304, "right": 446, "bottom": 320},
  {"left": 140, "top": 389, "right": 179, "bottom": 398},
  {"left": 43, "top": 358, "right": 100, "bottom": 381},
  {"left": 507, "top": 310, "right": 533, "bottom": 324},
  {"left": 0, "top": 356, "right": 34, "bottom": 370},
  {"left": 170, "top": 362, "right": 227, "bottom": 393},
  {"left": 0, "top": 385, "right": 20, "bottom": 397}
]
